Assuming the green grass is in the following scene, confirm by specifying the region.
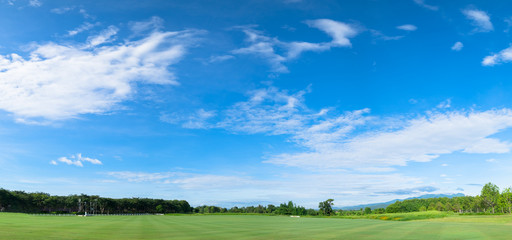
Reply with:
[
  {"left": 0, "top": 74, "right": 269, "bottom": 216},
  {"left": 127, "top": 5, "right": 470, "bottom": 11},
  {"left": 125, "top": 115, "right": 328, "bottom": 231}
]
[
  {"left": 1, "top": 212, "right": 512, "bottom": 239},
  {"left": 339, "top": 210, "right": 451, "bottom": 221}
]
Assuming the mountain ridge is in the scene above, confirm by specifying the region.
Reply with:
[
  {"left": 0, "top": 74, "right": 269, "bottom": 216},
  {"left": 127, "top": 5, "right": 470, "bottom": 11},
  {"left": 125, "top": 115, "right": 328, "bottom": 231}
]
[{"left": 337, "top": 193, "right": 465, "bottom": 210}]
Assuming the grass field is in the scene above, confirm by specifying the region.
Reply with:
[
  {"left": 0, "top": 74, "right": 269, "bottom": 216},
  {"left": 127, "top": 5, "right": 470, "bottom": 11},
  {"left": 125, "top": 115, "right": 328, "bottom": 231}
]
[{"left": 1, "top": 212, "right": 512, "bottom": 239}]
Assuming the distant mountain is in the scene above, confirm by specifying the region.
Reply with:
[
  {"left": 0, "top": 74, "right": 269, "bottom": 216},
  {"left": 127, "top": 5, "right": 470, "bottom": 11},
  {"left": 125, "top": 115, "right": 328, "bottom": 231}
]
[{"left": 337, "top": 193, "right": 465, "bottom": 210}]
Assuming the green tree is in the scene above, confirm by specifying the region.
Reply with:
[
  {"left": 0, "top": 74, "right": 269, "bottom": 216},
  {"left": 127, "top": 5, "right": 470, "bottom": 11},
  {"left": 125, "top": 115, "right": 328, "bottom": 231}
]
[
  {"left": 481, "top": 182, "right": 500, "bottom": 213},
  {"left": 364, "top": 207, "right": 372, "bottom": 214},
  {"left": 319, "top": 199, "right": 334, "bottom": 216},
  {"left": 502, "top": 187, "right": 512, "bottom": 213}
]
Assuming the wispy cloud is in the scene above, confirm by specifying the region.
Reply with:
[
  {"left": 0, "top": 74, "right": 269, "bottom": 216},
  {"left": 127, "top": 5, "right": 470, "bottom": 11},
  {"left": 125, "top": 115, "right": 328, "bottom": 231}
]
[
  {"left": 28, "top": 0, "right": 41, "bottom": 7},
  {"left": 207, "top": 55, "right": 235, "bottom": 63},
  {"left": 161, "top": 109, "right": 217, "bottom": 129},
  {"left": 169, "top": 86, "right": 512, "bottom": 171},
  {"left": 86, "top": 25, "right": 119, "bottom": 47},
  {"left": 67, "top": 22, "right": 99, "bottom": 36},
  {"left": 51, "top": 6, "right": 74, "bottom": 14},
  {"left": 413, "top": 0, "right": 438, "bottom": 11},
  {"left": 377, "top": 186, "right": 438, "bottom": 195},
  {"left": 482, "top": 46, "right": 512, "bottom": 66},
  {"left": 232, "top": 19, "right": 359, "bottom": 72},
  {"left": 104, "top": 170, "right": 427, "bottom": 207},
  {"left": 370, "top": 30, "right": 403, "bottom": 41},
  {"left": 436, "top": 99, "right": 451, "bottom": 109},
  {"left": 106, "top": 171, "right": 174, "bottom": 182},
  {"left": 451, "top": 41, "right": 463, "bottom": 51},
  {"left": 463, "top": 8, "right": 493, "bottom": 32},
  {"left": 52, "top": 153, "right": 102, "bottom": 167},
  {"left": 0, "top": 22, "right": 204, "bottom": 123},
  {"left": 396, "top": 24, "right": 417, "bottom": 31}
]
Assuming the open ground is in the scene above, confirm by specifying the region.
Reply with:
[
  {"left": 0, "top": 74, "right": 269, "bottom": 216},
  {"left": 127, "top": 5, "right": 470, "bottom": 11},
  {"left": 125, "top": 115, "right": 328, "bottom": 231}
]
[{"left": 1, "top": 213, "right": 512, "bottom": 239}]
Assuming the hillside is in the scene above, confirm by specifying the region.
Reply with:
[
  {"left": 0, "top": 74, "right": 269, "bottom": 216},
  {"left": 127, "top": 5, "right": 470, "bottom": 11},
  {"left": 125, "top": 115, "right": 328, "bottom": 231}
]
[{"left": 338, "top": 193, "right": 465, "bottom": 210}]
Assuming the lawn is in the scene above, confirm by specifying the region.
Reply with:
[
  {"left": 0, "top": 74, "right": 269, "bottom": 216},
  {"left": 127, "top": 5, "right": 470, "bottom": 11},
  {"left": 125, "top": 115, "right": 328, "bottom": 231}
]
[{"left": 1, "top": 213, "right": 512, "bottom": 239}]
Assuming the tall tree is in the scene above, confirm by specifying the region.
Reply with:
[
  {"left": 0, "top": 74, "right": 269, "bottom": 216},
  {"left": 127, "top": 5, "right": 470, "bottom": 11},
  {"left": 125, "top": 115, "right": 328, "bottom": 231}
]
[
  {"left": 319, "top": 199, "right": 334, "bottom": 216},
  {"left": 481, "top": 182, "right": 500, "bottom": 213}
]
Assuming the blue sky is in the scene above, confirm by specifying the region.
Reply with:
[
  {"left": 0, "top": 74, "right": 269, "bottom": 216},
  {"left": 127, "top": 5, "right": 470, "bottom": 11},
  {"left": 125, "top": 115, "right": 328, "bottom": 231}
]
[{"left": 2, "top": 0, "right": 512, "bottom": 208}]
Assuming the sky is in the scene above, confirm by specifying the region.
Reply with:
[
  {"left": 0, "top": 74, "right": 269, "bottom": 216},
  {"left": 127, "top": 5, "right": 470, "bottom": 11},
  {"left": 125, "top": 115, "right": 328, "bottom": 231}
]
[{"left": 1, "top": 0, "right": 512, "bottom": 208}]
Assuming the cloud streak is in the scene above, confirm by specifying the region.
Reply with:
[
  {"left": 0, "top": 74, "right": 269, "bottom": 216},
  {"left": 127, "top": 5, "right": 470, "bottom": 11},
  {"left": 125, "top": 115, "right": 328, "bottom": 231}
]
[
  {"left": 232, "top": 19, "right": 359, "bottom": 72},
  {"left": 0, "top": 21, "right": 204, "bottom": 123},
  {"left": 463, "top": 8, "right": 493, "bottom": 32},
  {"left": 169, "top": 86, "right": 512, "bottom": 171},
  {"left": 53, "top": 153, "right": 102, "bottom": 167}
]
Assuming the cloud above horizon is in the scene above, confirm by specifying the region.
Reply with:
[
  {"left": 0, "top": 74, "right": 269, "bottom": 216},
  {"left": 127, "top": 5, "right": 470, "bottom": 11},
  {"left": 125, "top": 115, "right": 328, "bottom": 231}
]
[
  {"left": 482, "top": 45, "right": 512, "bottom": 66},
  {"left": 167, "top": 86, "right": 512, "bottom": 171},
  {"left": 232, "top": 19, "right": 359, "bottom": 72},
  {"left": 463, "top": 8, "right": 493, "bottom": 32},
  {"left": 0, "top": 18, "right": 203, "bottom": 123},
  {"left": 51, "top": 153, "right": 102, "bottom": 167}
]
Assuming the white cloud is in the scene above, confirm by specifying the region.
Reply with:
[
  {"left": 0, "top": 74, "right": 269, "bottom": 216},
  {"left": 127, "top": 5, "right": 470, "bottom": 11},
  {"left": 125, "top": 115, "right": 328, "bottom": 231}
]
[
  {"left": 413, "top": 0, "right": 438, "bottom": 11},
  {"left": 482, "top": 46, "right": 512, "bottom": 66},
  {"left": 161, "top": 109, "right": 216, "bottom": 129},
  {"left": 370, "top": 30, "right": 403, "bottom": 41},
  {"left": 268, "top": 109, "right": 512, "bottom": 169},
  {"left": 28, "top": 0, "right": 41, "bottom": 7},
  {"left": 396, "top": 24, "right": 417, "bottom": 31},
  {"left": 53, "top": 153, "right": 102, "bottom": 167},
  {"left": 207, "top": 55, "right": 235, "bottom": 63},
  {"left": 129, "top": 16, "right": 164, "bottom": 36},
  {"left": 451, "top": 41, "right": 463, "bottom": 51},
  {"left": 171, "top": 86, "right": 512, "bottom": 171},
  {"left": 67, "top": 22, "right": 99, "bottom": 36},
  {"left": 486, "top": 158, "right": 497, "bottom": 163},
  {"left": 463, "top": 8, "right": 493, "bottom": 32},
  {"left": 232, "top": 19, "right": 358, "bottom": 72},
  {"left": 106, "top": 171, "right": 174, "bottom": 182},
  {"left": 437, "top": 99, "right": 451, "bottom": 109},
  {"left": 0, "top": 23, "right": 203, "bottom": 122},
  {"left": 86, "top": 25, "right": 119, "bottom": 47},
  {"left": 51, "top": 7, "right": 74, "bottom": 14},
  {"left": 441, "top": 163, "right": 448, "bottom": 167},
  {"left": 305, "top": 19, "right": 358, "bottom": 47},
  {"left": 103, "top": 170, "right": 427, "bottom": 207}
]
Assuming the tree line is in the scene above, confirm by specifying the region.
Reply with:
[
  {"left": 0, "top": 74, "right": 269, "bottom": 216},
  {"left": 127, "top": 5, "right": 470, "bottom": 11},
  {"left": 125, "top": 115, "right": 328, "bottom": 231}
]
[
  {"left": 1, "top": 183, "right": 509, "bottom": 216},
  {"left": 0, "top": 189, "right": 191, "bottom": 214},
  {"left": 385, "top": 183, "right": 511, "bottom": 214}
]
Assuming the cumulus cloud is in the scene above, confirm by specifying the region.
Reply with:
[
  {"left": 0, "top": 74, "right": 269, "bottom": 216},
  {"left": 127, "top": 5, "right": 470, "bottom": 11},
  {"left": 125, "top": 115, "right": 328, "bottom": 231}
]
[
  {"left": 0, "top": 22, "right": 203, "bottom": 123},
  {"left": 52, "top": 153, "right": 102, "bottom": 167},
  {"left": 463, "top": 8, "right": 493, "bottom": 32},
  {"left": 396, "top": 24, "right": 417, "bottom": 31},
  {"left": 232, "top": 19, "right": 359, "bottom": 72},
  {"left": 451, "top": 41, "right": 463, "bottom": 51},
  {"left": 482, "top": 46, "right": 512, "bottom": 66}
]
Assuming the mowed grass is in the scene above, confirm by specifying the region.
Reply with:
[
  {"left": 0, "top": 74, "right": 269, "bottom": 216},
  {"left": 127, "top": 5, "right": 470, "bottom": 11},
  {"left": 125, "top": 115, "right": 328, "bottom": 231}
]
[{"left": 1, "top": 213, "right": 512, "bottom": 239}]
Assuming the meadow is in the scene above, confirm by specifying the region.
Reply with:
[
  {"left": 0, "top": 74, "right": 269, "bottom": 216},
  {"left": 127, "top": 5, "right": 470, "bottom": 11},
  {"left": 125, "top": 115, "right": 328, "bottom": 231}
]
[{"left": 1, "top": 212, "right": 512, "bottom": 239}]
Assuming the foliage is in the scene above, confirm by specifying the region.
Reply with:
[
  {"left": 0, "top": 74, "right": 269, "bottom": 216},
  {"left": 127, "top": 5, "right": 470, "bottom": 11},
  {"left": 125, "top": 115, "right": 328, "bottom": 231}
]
[
  {"left": 318, "top": 199, "right": 334, "bottom": 215},
  {"left": 0, "top": 188, "right": 191, "bottom": 214}
]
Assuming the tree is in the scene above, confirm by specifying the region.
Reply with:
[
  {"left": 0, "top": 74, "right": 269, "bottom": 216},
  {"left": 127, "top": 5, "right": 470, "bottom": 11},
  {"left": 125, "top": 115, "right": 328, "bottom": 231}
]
[
  {"left": 364, "top": 207, "right": 372, "bottom": 214},
  {"left": 155, "top": 204, "right": 164, "bottom": 213},
  {"left": 481, "top": 182, "right": 500, "bottom": 213},
  {"left": 319, "top": 199, "right": 334, "bottom": 216},
  {"left": 502, "top": 187, "right": 512, "bottom": 213}
]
